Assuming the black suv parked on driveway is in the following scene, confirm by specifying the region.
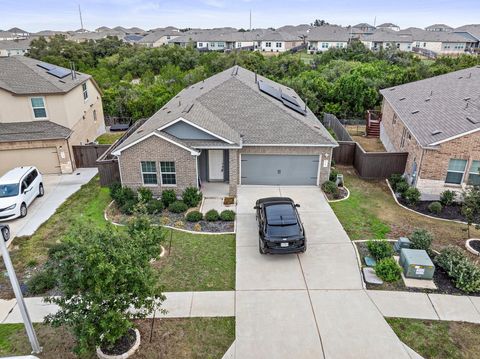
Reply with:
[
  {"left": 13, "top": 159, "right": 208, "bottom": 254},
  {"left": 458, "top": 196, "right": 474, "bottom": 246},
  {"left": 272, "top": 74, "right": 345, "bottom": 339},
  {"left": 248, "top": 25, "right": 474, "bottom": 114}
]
[{"left": 254, "top": 197, "right": 306, "bottom": 254}]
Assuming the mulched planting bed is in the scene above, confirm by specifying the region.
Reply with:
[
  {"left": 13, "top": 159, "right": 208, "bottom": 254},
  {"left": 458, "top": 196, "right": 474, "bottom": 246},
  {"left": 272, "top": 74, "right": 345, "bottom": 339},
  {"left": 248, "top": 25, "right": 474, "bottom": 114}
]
[
  {"left": 100, "top": 328, "right": 136, "bottom": 355},
  {"left": 325, "top": 187, "right": 348, "bottom": 201},
  {"left": 398, "top": 198, "right": 466, "bottom": 222},
  {"left": 107, "top": 203, "right": 234, "bottom": 233},
  {"left": 355, "top": 241, "right": 480, "bottom": 296},
  {"left": 469, "top": 239, "right": 480, "bottom": 253}
]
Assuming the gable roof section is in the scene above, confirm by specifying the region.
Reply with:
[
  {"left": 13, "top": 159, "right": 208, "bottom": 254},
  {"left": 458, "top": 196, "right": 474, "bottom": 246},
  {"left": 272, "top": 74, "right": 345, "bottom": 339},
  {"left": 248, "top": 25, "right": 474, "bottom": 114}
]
[
  {"left": 0, "top": 121, "right": 71, "bottom": 142},
  {"left": 114, "top": 66, "right": 337, "bottom": 155},
  {"left": 0, "top": 56, "right": 91, "bottom": 95},
  {"left": 380, "top": 66, "right": 480, "bottom": 147},
  {"left": 306, "top": 25, "right": 350, "bottom": 42}
]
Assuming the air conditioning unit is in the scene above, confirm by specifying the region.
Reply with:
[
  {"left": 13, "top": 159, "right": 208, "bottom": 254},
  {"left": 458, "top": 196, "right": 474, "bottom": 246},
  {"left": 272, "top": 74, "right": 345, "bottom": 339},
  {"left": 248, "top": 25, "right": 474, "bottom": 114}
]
[{"left": 399, "top": 248, "right": 435, "bottom": 279}]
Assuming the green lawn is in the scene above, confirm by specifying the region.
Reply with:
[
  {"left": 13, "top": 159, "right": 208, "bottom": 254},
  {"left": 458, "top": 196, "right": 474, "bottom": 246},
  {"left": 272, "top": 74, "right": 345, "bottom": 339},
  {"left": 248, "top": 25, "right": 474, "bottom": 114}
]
[
  {"left": 330, "top": 167, "right": 479, "bottom": 249},
  {"left": 155, "top": 230, "right": 236, "bottom": 291},
  {"left": 0, "top": 176, "right": 236, "bottom": 298},
  {"left": 387, "top": 318, "right": 480, "bottom": 359},
  {"left": 0, "top": 318, "right": 234, "bottom": 359},
  {"left": 95, "top": 132, "right": 125, "bottom": 144}
]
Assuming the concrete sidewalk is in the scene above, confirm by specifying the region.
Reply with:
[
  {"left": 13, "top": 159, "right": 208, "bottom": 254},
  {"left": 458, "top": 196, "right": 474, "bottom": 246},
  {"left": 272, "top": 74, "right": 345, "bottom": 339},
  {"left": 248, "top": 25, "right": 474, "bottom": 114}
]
[
  {"left": 368, "top": 290, "right": 480, "bottom": 323},
  {"left": 0, "top": 291, "right": 235, "bottom": 324}
]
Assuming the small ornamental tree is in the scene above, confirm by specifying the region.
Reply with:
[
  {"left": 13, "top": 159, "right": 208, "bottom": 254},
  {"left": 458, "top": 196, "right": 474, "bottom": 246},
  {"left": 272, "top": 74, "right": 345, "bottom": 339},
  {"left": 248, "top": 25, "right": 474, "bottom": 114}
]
[
  {"left": 462, "top": 186, "right": 480, "bottom": 238},
  {"left": 44, "top": 215, "right": 165, "bottom": 355}
]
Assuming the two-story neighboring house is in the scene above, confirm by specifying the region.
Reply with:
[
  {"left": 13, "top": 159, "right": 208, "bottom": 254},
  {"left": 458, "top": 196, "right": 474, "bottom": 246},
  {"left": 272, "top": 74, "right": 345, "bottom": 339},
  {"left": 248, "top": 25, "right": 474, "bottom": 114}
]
[
  {"left": 0, "top": 56, "right": 106, "bottom": 175},
  {"left": 137, "top": 30, "right": 180, "bottom": 47},
  {"left": 379, "top": 66, "right": 480, "bottom": 199}
]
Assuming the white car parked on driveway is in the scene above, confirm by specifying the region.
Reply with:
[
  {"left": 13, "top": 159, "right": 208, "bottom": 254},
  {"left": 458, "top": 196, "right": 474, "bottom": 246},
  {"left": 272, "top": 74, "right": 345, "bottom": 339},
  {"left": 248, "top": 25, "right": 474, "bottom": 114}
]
[{"left": 0, "top": 167, "right": 44, "bottom": 220}]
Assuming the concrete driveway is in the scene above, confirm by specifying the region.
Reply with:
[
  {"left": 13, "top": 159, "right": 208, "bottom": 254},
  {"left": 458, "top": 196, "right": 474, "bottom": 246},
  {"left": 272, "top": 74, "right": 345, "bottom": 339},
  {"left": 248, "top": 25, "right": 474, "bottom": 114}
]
[
  {"left": 2, "top": 168, "right": 97, "bottom": 244},
  {"left": 235, "top": 186, "right": 412, "bottom": 359}
]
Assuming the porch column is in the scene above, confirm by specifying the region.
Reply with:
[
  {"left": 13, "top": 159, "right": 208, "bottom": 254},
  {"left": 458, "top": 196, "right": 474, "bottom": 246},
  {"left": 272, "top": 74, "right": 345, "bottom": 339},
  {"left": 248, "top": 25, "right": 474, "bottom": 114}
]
[{"left": 229, "top": 149, "right": 238, "bottom": 196}]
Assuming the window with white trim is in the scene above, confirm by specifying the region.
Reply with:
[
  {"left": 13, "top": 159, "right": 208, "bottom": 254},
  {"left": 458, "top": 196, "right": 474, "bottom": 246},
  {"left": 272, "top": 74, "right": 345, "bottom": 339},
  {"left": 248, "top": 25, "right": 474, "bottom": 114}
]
[
  {"left": 31, "top": 97, "right": 47, "bottom": 119},
  {"left": 265, "top": 42, "right": 271, "bottom": 47},
  {"left": 141, "top": 161, "right": 157, "bottom": 185},
  {"left": 160, "top": 161, "right": 176, "bottom": 185},
  {"left": 276, "top": 42, "right": 282, "bottom": 48},
  {"left": 468, "top": 160, "right": 480, "bottom": 186},
  {"left": 445, "top": 159, "right": 467, "bottom": 184},
  {"left": 82, "top": 83, "right": 88, "bottom": 101},
  {"left": 321, "top": 42, "right": 328, "bottom": 48}
]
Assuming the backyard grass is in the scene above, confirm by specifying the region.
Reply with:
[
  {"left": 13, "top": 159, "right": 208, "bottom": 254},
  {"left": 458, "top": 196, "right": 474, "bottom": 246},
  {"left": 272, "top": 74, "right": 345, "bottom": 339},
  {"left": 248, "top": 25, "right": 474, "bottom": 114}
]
[
  {"left": 154, "top": 230, "right": 236, "bottom": 291},
  {"left": 95, "top": 131, "right": 125, "bottom": 144},
  {"left": 331, "top": 166, "right": 480, "bottom": 249},
  {"left": 387, "top": 318, "right": 480, "bottom": 359},
  {"left": 0, "top": 317, "right": 235, "bottom": 358}
]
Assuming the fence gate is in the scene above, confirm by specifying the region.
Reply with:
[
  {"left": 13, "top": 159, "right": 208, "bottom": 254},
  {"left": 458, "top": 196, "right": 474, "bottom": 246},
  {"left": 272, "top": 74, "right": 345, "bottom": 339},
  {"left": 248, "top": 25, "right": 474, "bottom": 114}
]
[{"left": 73, "top": 145, "right": 110, "bottom": 168}]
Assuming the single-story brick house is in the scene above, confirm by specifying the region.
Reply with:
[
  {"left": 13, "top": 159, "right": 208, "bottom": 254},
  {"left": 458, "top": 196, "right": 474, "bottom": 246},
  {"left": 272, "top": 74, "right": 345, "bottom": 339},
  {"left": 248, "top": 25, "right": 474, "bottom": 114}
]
[
  {"left": 379, "top": 65, "right": 480, "bottom": 198},
  {"left": 112, "top": 66, "right": 337, "bottom": 196}
]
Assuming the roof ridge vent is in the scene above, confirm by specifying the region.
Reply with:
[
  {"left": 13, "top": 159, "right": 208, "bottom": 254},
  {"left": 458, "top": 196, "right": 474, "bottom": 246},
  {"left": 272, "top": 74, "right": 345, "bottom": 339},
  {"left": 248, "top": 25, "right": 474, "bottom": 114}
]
[
  {"left": 431, "top": 130, "right": 442, "bottom": 135},
  {"left": 467, "top": 117, "right": 479, "bottom": 124},
  {"left": 399, "top": 97, "right": 406, "bottom": 101},
  {"left": 425, "top": 98, "right": 431, "bottom": 102},
  {"left": 411, "top": 110, "right": 420, "bottom": 114},
  {"left": 464, "top": 97, "right": 471, "bottom": 101}
]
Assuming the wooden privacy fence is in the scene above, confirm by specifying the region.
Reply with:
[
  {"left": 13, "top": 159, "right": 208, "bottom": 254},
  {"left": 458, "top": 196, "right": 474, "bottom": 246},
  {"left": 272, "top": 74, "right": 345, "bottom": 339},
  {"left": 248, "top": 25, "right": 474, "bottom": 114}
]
[
  {"left": 73, "top": 145, "right": 110, "bottom": 168},
  {"left": 323, "top": 114, "right": 408, "bottom": 179}
]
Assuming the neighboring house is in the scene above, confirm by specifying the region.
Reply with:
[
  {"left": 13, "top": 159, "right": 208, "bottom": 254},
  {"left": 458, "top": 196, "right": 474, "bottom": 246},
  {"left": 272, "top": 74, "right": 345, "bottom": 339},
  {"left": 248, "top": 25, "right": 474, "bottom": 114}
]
[
  {"left": 454, "top": 24, "right": 480, "bottom": 51},
  {"left": 195, "top": 31, "right": 263, "bottom": 51},
  {"left": 138, "top": 30, "right": 181, "bottom": 47},
  {"left": 0, "top": 39, "right": 31, "bottom": 57},
  {"left": 306, "top": 25, "right": 350, "bottom": 52},
  {"left": 361, "top": 29, "right": 413, "bottom": 51},
  {"left": 112, "top": 66, "right": 337, "bottom": 196},
  {"left": 400, "top": 27, "right": 471, "bottom": 55},
  {"left": 0, "top": 31, "right": 15, "bottom": 41},
  {"left": 31, "top": 30, "right": 69, "bottom": 40},
  {"left": 258, "top": 31, "right": 302, "bottom": 52},
  {"left": 0, "top": 57, "right": 106, "bottom": 176},
  {"left": 351, "top": 23, "right": 376, "bottom": 34},
  {"left": 7, "top": 27, "right": 29, "bottom": 39},
  {"left": 69, "top": 30, "right": 124, "bottom": 43},
  {"left": 376, "top": 23, "right": 400, "bottom": 32},
  {"left": 425, "top": 24, "right": 453, "bottom": 32},
  {"left": 379, "top": 66, "right": 480, "bottom": 198}
]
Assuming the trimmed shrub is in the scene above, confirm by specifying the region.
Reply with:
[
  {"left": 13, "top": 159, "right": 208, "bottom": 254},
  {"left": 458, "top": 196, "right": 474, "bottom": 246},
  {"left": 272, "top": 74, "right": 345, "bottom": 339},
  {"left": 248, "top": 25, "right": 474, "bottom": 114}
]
[
  {"left": 182, "top": 187, "right": 203, "bottom": 208},
  {"left": 322, "top": 180, "right": 338, "bottom": 194},
  {"left": 205, "top": 209, "right": 220, "bottom": 221},
  {"left": 186, "top": 210, "right": 203, "bottom": 222},
  {"left": 120, "top": 199, "right": 137, "bottom": 215},
  {"left": 428, "top": 202, "right": 442, "bottom": 215},
  {"left": 329, "top": 168, "right": 339, "bottom": 182},
  {"left": 137, "top": 187, "right": 153, "bottom": 203},
  {"left": 27, "top": 269, "right": 56, "bottom": 295},
  {"left": 435, "top": 247, "right": 480, "bottom": 293},
  {"left": 220, "top": 210, "right": 236, "bottom": 221},
  {"left": 440, "top": 190, "right": 456, "bottom": 206},
  {"left": 108, "top": 182, "right": 122, "bottom": 199},
  {"left": 367, "top": 239, "right": 394, "bottom": 261},
  {"left": 410, "top": 229, "right": 433, "bottom": 251},
  {"left": 161, "top": 189, "right": 177, "bottom": 207},
  {"left": 389, "top": 174, "right": 405, "bottom": 192},
  {"left": 110, "top": 185, "right": 137, "bottom": 211},
  {"left": 375, "top": 258, "right": 402, "bottom": 282},
  {"left": 396, "top": 182, "right": 410, "bottom": 197},
  {"left": 404, "top": 187, "right": 421, "bottom": 206},
  {"left": 168, "top": 200, "right": 188, "bottom": 213},
  {"left": 146, "top": 199, "right": 163, "bottom": 215}
]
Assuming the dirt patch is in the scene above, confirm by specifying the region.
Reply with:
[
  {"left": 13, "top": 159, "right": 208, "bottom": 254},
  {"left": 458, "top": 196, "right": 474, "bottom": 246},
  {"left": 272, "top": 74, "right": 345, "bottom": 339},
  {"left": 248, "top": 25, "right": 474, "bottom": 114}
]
[
  {"left": 346, "top": 125, "right": 386, "bottom": 152},
  {"left": 469, "top": 239, "right": 480, "bottom": 253}
]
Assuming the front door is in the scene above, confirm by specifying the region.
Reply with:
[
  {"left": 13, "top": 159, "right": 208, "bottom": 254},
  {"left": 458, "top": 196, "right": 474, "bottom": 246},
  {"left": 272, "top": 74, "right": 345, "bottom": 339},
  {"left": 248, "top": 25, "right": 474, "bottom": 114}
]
[{"left": 208, "top": 150, "right": 224, "bottom": 181}]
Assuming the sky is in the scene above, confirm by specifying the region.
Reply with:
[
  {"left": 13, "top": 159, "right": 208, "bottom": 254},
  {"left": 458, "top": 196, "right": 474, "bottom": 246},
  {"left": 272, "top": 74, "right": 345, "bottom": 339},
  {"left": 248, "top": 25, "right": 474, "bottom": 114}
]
[{"left": 1, "top": 0, "right": 479, "bottom": 32}]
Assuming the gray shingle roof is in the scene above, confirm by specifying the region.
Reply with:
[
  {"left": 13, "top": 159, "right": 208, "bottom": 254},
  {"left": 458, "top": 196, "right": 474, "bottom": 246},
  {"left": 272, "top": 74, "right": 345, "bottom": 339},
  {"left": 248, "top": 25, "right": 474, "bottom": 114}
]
[
  {"left": 0, "top": 39, "right": 31, "bottom": 50},
  {"left": 115, "top": 66, "right": 336, "bottom": 153},
  {"left": 0, "top": 56, "right": 90, "bottom": 95},
  {"left": 380, "top": 66, "right": 480, "bottom": 147},
  {"left": 454, "top": 24, "right": 480, "bottom": 41},
  {"left": 306, "top": 25, "right": 350, "bottom": 42},
  {"left": 0, "top": 121, "right": 71, "bottom": 142},
  {"left": 138, "top": 30, "right": 179, "bottom": 43},
  {"left": 399, "top": 28, "right": 468, "bottom": 42},
  {"left": 362, "top": 29, "right": 412, "bottom": 43}
]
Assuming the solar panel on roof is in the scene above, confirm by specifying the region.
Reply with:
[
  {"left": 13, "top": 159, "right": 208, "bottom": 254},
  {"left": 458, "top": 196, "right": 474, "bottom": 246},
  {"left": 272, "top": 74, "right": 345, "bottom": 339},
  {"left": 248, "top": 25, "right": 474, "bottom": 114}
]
[
  {"left": 47, "top": 67, "right": 71, "bottom": 79},
  {"left": 282, "top": 99, "right": 306, "bottom": 116},
  {"left": 258, "top": 81, "right": 281, "bottom": 100},
  {"left": 281, "top": 92, "right": 299, "bottom": 106},
  {"left": 37, "top": 62, "right": 56, "bottom": 71}
]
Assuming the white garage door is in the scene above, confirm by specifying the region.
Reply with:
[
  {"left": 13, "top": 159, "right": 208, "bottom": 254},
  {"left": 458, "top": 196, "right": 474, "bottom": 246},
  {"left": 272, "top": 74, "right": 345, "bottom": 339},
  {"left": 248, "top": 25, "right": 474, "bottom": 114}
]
[
  {"left": 241, "top": 154, "right": 319, "bottom": 185},
  {"left": 0, "top": 147, "right": 60, "bottom": 176}
]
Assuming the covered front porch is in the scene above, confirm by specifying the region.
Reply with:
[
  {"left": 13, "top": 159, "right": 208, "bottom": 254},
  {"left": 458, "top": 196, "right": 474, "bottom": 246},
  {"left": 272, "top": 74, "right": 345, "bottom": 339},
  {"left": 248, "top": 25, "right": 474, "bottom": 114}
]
[{"left": 197, "top": 149, "right": 232, "bottom": 196}]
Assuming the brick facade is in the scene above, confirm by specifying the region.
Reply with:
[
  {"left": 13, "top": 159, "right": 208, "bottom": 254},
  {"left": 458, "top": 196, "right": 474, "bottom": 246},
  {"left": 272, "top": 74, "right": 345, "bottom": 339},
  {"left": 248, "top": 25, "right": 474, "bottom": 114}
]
[
  {"left": 381, "top": 98, "right": 480, "bottom": 197},
  {"left": 118, "top": 135, "right": 198, "bottom": 196}
]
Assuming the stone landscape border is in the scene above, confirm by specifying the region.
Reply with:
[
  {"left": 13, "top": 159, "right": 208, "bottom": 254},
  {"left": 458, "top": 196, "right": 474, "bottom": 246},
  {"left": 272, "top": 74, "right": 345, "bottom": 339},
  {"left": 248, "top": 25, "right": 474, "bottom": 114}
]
[
  {"left": 104, "top": 201, "right": 236, "bottom": 235},
  {"left": 96, "top": 328, "right": 141, "bottom": 359},
  {"left": 326, "top": 186, "right": 351, "bottom": 203},
  {"left": 466, "top": 239, "right": 480, "bottom": 256}
]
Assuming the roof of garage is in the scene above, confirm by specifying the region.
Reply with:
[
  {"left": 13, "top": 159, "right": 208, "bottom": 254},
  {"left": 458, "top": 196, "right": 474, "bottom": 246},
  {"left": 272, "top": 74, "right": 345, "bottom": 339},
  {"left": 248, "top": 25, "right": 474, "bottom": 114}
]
[
  {"left": 0, "top": 121, "right": 72, "bottom": 142},
  {"left": 114, "top": 66, "right": 337, "bottom": 155}
]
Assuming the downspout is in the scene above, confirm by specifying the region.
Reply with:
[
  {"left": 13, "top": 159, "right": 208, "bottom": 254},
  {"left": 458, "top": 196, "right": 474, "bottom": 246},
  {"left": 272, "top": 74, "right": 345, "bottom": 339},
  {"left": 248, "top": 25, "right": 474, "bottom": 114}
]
[
  {"left": 415, "top": 147, "right": 425, "bottom": 188},
  {"left": 66, "top": 137, "right": 74, "bottom": 172}
]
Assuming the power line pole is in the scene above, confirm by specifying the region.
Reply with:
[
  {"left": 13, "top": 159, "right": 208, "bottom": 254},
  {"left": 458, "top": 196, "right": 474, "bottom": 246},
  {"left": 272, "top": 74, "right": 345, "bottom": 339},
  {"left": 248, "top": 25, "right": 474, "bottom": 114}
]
[
  {"left": 79, "top": 4, "right": 84, "bottom": 31},
  {"left": 249, "top": 9, "right": 252, "bottom": 31},
  {"left": 0, "top": 225, "right": 41, "bottom": 354}
]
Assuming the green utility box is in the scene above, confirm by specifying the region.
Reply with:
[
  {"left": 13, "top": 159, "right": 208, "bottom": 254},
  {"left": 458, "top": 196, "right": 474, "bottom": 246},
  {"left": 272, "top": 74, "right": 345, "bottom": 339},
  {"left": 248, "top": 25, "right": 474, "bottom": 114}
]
[{"left": 399, "top": 248, "right": 435, "bottom": 279}]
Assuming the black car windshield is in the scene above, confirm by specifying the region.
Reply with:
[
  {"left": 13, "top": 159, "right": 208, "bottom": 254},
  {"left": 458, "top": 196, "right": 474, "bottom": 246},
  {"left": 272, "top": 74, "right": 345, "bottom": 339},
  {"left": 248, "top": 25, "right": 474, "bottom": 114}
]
[
  {"left": 0, "top": 184, "right": 19, "bottom": 198},
  {"left": 265, "top": 204, "right": 297, "bottom": 226}
]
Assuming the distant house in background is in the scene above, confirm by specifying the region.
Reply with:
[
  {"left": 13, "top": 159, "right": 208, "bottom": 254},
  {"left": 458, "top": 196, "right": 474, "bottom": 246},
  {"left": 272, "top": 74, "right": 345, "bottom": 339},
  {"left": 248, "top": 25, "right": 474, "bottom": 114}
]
[
  {"left": 376, "top": 23, "right": 400, "bottom": 32},
  {"left": 31, "top": 30, "right": 69, "bottom": 40},
  {"left": 379, "top": 66, "right": 480, "bottom": 198},
  {"left": 425, "top": 24, "right": 453, "bottom": 32},
  {"left": 361, "top": 29, "right": 412, "bottom": 51},
  {"left": 258, "top": 31, "right": 302, "bottom": 52},
  {"left": 7, "top": 27, "right": 29, "bottom": 39},
  {"left": 306, "top": 25, "right": 349, "bottom": 53},
  {"left": 138, "top": 30, "right": 181, "bottom": 47},
  {"left": 0, "top": 39, "right": 31, "bottom": 57},
  {"left": 0, "top": 31, "right": 15, "bottom": 41},
  {"left": 351, "top": 23, "right": 376, "bottom": 35},
  {"left": 454, "top": 24, "right": 480, "bottom": 51},
  {"left": 0, "top": 57, "right": 106, "bottom": 175},
  {"left": 400, "top": 27, "right": 471, "bottom": 55}
]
